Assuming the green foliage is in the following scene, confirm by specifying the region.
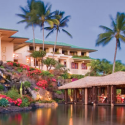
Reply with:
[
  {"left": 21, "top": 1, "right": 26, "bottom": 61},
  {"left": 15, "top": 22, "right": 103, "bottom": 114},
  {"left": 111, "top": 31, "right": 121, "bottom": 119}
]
[
  {"left": 0, "top": 98, "right": 9, "bottom": 107},
  {"left": 23, "top": 81, "right": 31, "bottom": 88},
  {"left": 116, "top": 89, "right": 121, "bottom": 95},
  {"left": 17, "top": 67, "right": 23, "bottom": 72},
  {"left": 20, "top": 98, "right": 30, "bottom": 107},
  {"left": 72, "top": 56, "right": 92, "bottom": 59},
  {"left": 0, "top": 84, "right": 4, "bottom": 91},
  {"left": 71, "top": 74, "right": 84, "bottom": 79},
  {"left": 38, "top": 100, "right": 55, "bottom": 103},
  {"left": 0, "top": 66, "right": 4, "bottom": 68},
  {"left": 43, "top": 58, "right": 57, "bottom": 70},
  {"left": 55, "top": 90, "right": 62, "bottom": 95},
  {"left": 7, "top": 88, "right": 20, "bottom": 100},
  {"left": 61, "top": 73, "right": 71, "bottom": 79},
  {"left": 41, "top": 71, "right": 53, "bottom": 77}
]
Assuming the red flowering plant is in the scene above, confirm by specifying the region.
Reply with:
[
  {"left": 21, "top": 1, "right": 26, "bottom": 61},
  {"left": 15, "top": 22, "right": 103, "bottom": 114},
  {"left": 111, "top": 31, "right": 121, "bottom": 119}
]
[
  {"left": 27, "top": 69, "right": 42, "bottom": 78},
  {"left": 0, "top": 94, "right": 22, "bottom": 106},
  {"left": 34, "top": 86, "right": 40, "bottom": 92},
  {"left": 52, "top": 78, "right": 56, "bottom": 82},
  {"left": 36, "top": 80, "right": 48, "bottom": 89}
]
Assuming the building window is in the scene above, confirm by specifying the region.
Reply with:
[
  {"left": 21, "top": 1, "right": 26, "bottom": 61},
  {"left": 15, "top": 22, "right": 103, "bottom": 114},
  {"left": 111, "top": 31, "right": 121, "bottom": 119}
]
[
  {"left": 71, "top": 62, "right": 78, "bottom": 69},
  {"left": 81, "top": 63, "right": 87, "bottom": 69},
  {"left": 34, "top": 59, "right": 38, "bottom": 66},
  {"left": 29, "top": 46, "right": 34, "bottom": 51},
  {"left": 64, "top": 61, "right": 66, "bottom": 67}
]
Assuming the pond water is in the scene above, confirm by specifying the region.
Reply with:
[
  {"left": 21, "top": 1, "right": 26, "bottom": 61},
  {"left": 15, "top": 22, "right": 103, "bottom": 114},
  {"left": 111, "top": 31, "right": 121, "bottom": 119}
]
[{"left": 0, "top": 105, "right": 125, "bottom": 125}]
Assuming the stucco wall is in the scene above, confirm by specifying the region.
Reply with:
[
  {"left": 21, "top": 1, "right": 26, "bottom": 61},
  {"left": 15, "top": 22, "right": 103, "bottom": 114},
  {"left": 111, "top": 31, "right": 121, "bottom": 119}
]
[
  {"left": 1, "top": 41, "right": 13, "bottom": 62},
  {"left": 15, "top": 46, "right": 30, "bottom": 64}
]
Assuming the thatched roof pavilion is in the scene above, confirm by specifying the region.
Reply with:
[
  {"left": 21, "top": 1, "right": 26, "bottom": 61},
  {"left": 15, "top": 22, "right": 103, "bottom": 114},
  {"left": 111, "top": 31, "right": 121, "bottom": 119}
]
[{"left": 59, "top": 71, "right": 125, "bottom": 89}]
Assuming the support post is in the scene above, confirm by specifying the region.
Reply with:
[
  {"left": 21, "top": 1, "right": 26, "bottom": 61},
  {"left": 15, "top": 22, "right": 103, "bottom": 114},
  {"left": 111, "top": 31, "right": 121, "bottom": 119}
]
[
  {"left": 65, "top": 89, "right": 68, "bottom": 104},
  {"left": 111, "top": 85, "right": 116, "bottom": 106},
  {"left": 81, "top": 88, "right": 85, "bottom": 104},
  {"left": 107, "top": 85, "right": 111, "bottom": 104},
  {"left": 85, "top": 88, "right": 88, "bottom": 105},
  {"left": 92, "top": 86, "right": 97, "bottom": 105},
  {"left": 74, "top": 89, "right": 77, "bottom": 104}
]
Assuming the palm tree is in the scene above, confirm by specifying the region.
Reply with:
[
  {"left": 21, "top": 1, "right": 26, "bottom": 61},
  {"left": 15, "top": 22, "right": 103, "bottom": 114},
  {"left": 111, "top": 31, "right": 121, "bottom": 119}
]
[
  {"left": 45, "top": 11, "right": 72, "bottom": 58},
  {"left": 17, "top": 0, "right": 39, "bottom": 51},
  {"left": 96, "top": 12, "right": 125, "bottom": 73},
  {"left": 43, "top": 57, "right": 57, "bottom": 70},
  {"left": 36, "top": 1, "right": 59, "bottom": 51}
]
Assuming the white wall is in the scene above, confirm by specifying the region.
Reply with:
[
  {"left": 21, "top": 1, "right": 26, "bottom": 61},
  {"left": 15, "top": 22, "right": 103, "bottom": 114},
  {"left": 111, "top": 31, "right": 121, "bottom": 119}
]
[
  {"left": 1, "top": 41, "right": 13, "bottom": 62},
  {"left": 15, "top": 46, "right": 30, "bottom": 65}
]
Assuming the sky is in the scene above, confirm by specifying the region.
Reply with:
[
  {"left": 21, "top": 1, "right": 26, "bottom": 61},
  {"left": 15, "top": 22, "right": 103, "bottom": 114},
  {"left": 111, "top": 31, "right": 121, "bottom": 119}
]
[{"left": 0, "top": 0, "right": 125, "bottom": 63}]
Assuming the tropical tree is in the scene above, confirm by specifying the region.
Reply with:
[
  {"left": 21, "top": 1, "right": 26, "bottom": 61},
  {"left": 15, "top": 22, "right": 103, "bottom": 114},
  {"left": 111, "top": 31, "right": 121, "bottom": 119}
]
[
  {"left": 43, "top": 57, "right": 57, "bottom": 70},
  {"left": 17, "top": 0, "right": 39, "bottom": 51},
  {"left": 96, "top": 12, "right": 125, "bottom": 73},
  {"left": 30, "top": 51, "right": 40, "bottom": 68},
  {"left": 45, "top": 11, "right": 72, "bottom": 57},
  {"left": 36, "top": 1, "right": 59, "bottom": 51}
]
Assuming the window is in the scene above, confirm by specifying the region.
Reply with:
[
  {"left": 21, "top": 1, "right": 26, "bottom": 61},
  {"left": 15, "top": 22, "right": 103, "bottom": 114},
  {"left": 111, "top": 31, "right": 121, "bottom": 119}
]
[
  {"left": 29, "top": 46, "right": 34, "bottom": 51},
  {"left": 64, "top": 61, "right": 66, "bottom": 67},
  {"left": 34, "top": 59, "right": 38, "bottom": 66},
  {"left": 81, "top": 63, "right": 87, "bottom": 69},
  {"left": 71, "top": 62, "right": 78, "bottom": 69}
]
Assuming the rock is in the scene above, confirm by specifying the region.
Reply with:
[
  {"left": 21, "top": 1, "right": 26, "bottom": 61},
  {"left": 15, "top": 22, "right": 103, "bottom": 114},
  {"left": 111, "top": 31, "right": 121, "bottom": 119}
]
[
  {"left": 53, "top": 93, "right": 64, "bottom": 99},
  {"left": 0, "top": 106, "right": 32, "bottom": 113}
]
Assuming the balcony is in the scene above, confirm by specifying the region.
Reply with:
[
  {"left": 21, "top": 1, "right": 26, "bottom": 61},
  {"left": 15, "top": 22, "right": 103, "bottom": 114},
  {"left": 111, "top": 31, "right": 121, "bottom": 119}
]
[
  {"left": 69, "top": 69, "right": 90, "bottom": 75},
  {"left": 72, "top": 56, "right": 93, "bottom": 60}
]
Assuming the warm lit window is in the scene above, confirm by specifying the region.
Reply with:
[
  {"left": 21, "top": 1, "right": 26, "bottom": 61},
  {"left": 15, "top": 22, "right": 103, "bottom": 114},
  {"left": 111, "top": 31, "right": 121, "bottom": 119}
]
[
  {"left": 81, "top": 63, "right": 87, "bottom": 69},
  {"left": 64, "top": 61, "right": 66, "bottom": 67},
  {"left": 71, "top": 62, "right": 78, "bottom": 69}
]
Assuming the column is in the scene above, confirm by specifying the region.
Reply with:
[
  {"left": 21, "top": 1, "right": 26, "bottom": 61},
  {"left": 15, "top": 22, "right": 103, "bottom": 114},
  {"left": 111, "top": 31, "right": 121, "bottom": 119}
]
[
  {"left": 82, "top": 88, "right": 85, "bottom": 104},
  {"left": 92, "top": 86, "right": 97, "bottom": 105},
  {"left": 65, "top": 89, "right": 68, "bottom": 104},
  {"left": 111, "top": 85, "right": 116, "bottom": 106},
  {"left": 48, "top": 47, "right": 53, "bottom": 53},
  {"left": 107, "top": 86, "right": 111, "bottom": 104},
  {"left": 36, "top": 46, "right": 40, "bottom": 51},
  {"left": 67, "top": 50, "right": 70, "bottom": 55},
  {"left": 74, "top": 89, "right": 77, "bottom": 104},
  {"left": 77, "top": 51, "right": 81, "bottom": 56},
  {"left": 59, "top": 48, "right": 62, "bottom": 54},
  {"left": 85, "top": 88, "right": 88, "bottom": 105},
  {"left": 66, "top": 59, "right": 70, "bottom": 69}
]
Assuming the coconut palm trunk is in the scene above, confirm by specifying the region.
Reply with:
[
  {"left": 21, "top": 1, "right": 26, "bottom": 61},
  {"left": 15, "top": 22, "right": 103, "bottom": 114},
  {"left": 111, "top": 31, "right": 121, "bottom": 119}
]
[
  {"left": 42, "top": 24, "right": 45, "bottom": 51},
  {"left": 32, "top": 24, "right": 36, "bottom": 68},
  {"left": 53, "top": 30, "right": 58, "bottom": 58},
  {"left": 112, "top": 39, "right": 118, "bottom": 73}
]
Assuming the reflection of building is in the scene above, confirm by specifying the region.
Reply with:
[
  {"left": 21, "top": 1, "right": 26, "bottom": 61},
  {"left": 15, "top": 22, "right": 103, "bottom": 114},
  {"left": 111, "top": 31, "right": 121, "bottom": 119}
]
[{"left": 59, "top": 71, "right": 125, "bottom": 106}]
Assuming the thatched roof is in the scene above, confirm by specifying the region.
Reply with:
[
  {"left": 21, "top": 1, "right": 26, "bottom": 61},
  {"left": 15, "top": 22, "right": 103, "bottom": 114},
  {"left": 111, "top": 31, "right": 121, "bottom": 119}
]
[{"left": 58, "top": 71, "right": 125, "bottom": 89}]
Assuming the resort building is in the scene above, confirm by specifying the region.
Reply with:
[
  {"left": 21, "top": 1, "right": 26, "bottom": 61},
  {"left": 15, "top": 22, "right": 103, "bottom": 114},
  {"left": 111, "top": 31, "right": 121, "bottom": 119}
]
[
  {"left": 0, "top": 28, "right": 97, "bottom": 75},
  {"left": 59, "top": 71, "right": 125, "bottom": 106},
  {"left": 15, "top": 39, "right": 97, "bottom": 75},
  {"left": 0, "top": 28, "right": 28, "bottom": 63}
]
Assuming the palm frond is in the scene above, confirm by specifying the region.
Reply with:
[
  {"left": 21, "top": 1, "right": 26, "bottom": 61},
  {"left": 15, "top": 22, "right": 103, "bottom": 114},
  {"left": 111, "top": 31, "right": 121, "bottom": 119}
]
[
  {"left": 99, "top": 25, "right": 114, "bottom": 32},
  {"left": 62, "top": 29, "right": 72, "bottom": 38},
  {"left": 110, "top": 15, "right": 117, "bottom": 31},
  {"left": 119, "top": 34, "right": 125, "bottom": 42},
  {"left": 46, "top": 29, "right": 54, "bottom": 38}
]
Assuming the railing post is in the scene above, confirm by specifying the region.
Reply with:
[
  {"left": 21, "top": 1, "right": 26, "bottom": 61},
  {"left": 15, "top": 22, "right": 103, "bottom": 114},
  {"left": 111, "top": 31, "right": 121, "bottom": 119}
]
[{"left": 85, "top": 88, "right": 88, "bottom": 105}]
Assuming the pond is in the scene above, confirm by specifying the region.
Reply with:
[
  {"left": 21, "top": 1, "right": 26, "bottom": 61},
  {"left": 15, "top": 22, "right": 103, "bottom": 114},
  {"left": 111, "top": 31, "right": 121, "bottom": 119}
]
[{"left": 0, "top": 105, "right": 125, "bottom": 125}]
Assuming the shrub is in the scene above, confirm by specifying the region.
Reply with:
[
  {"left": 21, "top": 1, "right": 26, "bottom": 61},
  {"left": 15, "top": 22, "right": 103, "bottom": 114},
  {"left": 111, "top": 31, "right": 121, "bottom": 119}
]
[
  {"left": 36, "top": 80, "right": 47, "bottom": 89},
  {"left": 23, "top": 95, "right": 34, "bottom": 103},
  {"left": 17, "top": 67, "right": 23, "bottom": 72},
  {"left": 7, "top": 88, "right": 20, "bottom": 100},
  {"left": 0, "top": 84, "right": 4, "bottom": 91},
  {"left": 71, "top": 74, "right": 84, "bottom": 79},
  {"left": 23, "top": 81, "right": 31, "bottom": 88},
  {"left": 38, "top": 100, "right": 55, "bottom": 103},
  {"left": 55, "top": 90, "right": 62, "bottom": 95},
  {"left": 0, "top": 98, "right": 9, "bottom": 107},
  {"left": 0, "top": 66, "right": 4, "bottom": 68},
  {"left": 20, "top": 98, "right": 30, "bottom": 107}
]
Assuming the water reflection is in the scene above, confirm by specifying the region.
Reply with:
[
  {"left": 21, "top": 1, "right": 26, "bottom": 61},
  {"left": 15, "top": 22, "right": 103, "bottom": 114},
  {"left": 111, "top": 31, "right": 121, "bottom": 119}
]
[{"left": 0, "top": 105, "right": 125, "bottom": 125}]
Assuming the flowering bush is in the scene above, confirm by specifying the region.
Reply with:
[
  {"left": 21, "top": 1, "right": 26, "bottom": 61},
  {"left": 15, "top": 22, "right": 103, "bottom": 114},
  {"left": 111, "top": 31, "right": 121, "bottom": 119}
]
[
  {"left": 0, "top": 94, "right": 22, "bottom": 106},
  {"left": 36, "top": 80, "right": 48, "bottom": 89},
  {"left": 52, "top": 78, "right": 56, "bottom": 82},
  {"left": 27, "top": 69, "right": 42, "bottom": 78},
  {"left": 34, "top": 87, "right": 40, "bottom": 92},
  {"left": 72, "top": 78, "right": 78, "bottom": 82}
]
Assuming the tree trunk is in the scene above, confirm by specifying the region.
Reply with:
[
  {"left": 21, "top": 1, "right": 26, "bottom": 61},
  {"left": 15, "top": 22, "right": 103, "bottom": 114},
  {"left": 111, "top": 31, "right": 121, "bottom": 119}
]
[
  {"left": 53, "top": 30, "right": 58, "bottom": 58},
  {"left": 32, "top": 24, "right": 36, "bottom": 68},
  {"left": 42, "top": 24, "right": 44, "bottom": 51},
  {"left": 112, "top": 39, "right": 118, "bottom": 73}
]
